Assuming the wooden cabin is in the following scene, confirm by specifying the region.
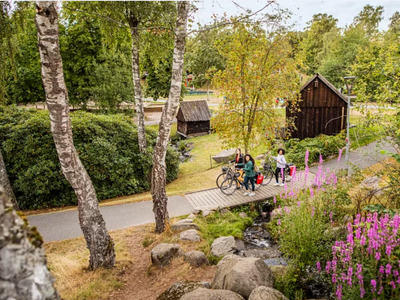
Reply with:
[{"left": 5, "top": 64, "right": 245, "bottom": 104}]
[
  {"left": 177, "top": 100, "right": 211, "bottom": 138},
  {"left": 286, "top": 73, "right": 348, "bottom": 139}
]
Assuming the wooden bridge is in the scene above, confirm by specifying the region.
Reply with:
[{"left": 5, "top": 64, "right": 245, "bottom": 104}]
[{"left": 185, "top": 173, "right": 316, "bottom": 209}]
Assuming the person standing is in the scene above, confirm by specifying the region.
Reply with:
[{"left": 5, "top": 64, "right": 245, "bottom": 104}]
[
  {"left": 238, "top": 154, "right": 256, "bottom": 196},
  {"left": 272, "top": 148, "right": 286, "bottom": 187},
  {"left": 231, "top": 148, "right": 244, "bottom": 166}
]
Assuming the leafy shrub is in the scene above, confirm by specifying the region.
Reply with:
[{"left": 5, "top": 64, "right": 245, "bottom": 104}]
[
  {"left": 0, "top": 107, "right": 179, "bottom": 209},
  {"left": 281, "top": 131, "right": 346, "bottom": 168},
  {"left": 324, "top": 213, "right": 400, "bottom": 299}
]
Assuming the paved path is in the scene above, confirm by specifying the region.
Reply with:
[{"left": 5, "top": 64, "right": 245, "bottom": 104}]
[
  {"left": 28, "top": 195, "right": 193, "bottom": 242},
  {"left": 28, "top": 140, "right": 397, "bottom": 242}
]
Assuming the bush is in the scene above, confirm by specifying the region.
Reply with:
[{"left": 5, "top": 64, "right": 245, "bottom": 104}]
[
  {"left": 0, "top": 107, "right": 179, "bottom": 210},
  {"left": 281, "top": 132, "right": 346, "bottom": 168}
]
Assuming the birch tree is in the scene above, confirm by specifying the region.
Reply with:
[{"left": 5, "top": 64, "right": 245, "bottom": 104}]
[
  {"left": 152, "top": 1, "right": 189, "bottom": 233},
  {"left": 0, "top": 186, "right": 59, "bottom": 300},
  {"left": 35, "top": 1, "right": 115, "bottom": 270},
  {"left": 0, "top": 150, "right": 19, "bottom": 210}
]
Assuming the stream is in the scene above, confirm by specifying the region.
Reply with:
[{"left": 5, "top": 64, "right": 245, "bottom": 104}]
[{"left": 238, "top": 200, "right": 332, "bottom": 299}]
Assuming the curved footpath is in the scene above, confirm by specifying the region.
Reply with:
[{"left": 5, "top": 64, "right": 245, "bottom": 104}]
[{"left": 28, "top": 140, "right": 397, "bottom": 242}]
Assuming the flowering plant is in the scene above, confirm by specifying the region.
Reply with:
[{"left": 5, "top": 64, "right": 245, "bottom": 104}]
[{"left": 325, "top": 213, "right": 400, "bottom": 299}]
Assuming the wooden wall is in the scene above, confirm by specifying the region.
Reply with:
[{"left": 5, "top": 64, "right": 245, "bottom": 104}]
[{"left": 287, "top": 78, "right": 347, "bottom": 139}]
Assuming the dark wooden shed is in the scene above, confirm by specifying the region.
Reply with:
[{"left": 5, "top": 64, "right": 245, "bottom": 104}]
[
  {"left": 177, "top": 100, "right": 211, "bottom": 138},
  {"left": 286, "top": 73, "right": 348, "bottom": 139}
]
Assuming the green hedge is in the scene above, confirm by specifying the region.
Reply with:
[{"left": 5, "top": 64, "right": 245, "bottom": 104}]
[
  {"left": 282, "top": 131, "right": 346, "bottom": 168},
  {"left": 0, "top": 107, "right": 179, "bottom": 210}
]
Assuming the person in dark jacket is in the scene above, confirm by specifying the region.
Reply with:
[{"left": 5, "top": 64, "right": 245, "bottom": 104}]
[
  {"left": 230, "top": 148, "right": 244, "bottom": 167},
  {"left": 237, "top": 154, "right": 256, "bottom": 196}
]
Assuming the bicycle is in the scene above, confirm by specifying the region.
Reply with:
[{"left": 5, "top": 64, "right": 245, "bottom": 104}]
[
  {"left": 216, "top": 161, "right": 237, "bottom": 188},
  {"left": 262, "top": 156, "right": 295, "bottom": 186},
  {"left": 220, "top": 169, "right": 262, "bottom": 195}
]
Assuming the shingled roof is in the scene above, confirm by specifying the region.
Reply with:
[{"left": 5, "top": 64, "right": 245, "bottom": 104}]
[
  {"left": 178, "top": 100, "right": 211, "bottom": 122},
  {"left": 301, "top": 73, "right": 348, "bottom": 103}
]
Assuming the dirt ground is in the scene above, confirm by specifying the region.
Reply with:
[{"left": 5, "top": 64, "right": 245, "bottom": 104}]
[{"left": 106, "top": 225, "right": 216, "bottom": 300}]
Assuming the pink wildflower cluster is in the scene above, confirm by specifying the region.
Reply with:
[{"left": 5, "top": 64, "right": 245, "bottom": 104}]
[{"left": 325, "top": 213, "right": 400, "bottom": 299}]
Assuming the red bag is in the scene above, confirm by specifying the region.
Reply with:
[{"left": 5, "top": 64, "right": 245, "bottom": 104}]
[{"left": 256, "top": 172, "right": 264, "bottom": 184}]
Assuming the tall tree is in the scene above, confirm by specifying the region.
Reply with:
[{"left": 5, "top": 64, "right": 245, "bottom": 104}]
[
  {"left": 0, "top": 186, "right": 59, "bottom": 299},
  {"left": 0, "top": 150, "right": 18, "bottom": 210},
  {"left": 353, "top": 4, "right": 384, "bottom": 39},
  {"left": 152, "top": 1, "right": 189, "bottom": 233},
  {"left": 35, "top": 1, "right": 115, "bottom": 270},
  {"left": 212, "top": 20, "right": 300, "bottom": 153}
]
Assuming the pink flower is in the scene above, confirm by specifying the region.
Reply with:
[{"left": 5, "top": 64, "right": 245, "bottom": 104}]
[
  {"left": 273, "top": 196, "right": 276, "bottom": 204},
  {"left": 371, "top": 279, "right": 377, "bottom": 292},
  {"left": 338, "top": 148, "right": 343, "bottom": 162},
  {"left": 317, "top": 261, "right": 321, "bottom": 272},
  {"left": 311, "top": 207, "right": 315, "bottom": 217},
  {"left": 310, "top": 187, "right": 314, "bottom": 197},
  {"left": 305, "top": 149, "right": 309, "bottom": 165},
  {"left": 278, "top": 219, "right": 281, "bottom": 226}
]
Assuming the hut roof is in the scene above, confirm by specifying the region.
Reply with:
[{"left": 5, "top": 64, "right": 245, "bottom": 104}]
[
  {"left": 301, "top": 73, "right": 348, "bottom": 103},
  {"left": 178, "top": 100, "right": 211, "bottom": 122}
]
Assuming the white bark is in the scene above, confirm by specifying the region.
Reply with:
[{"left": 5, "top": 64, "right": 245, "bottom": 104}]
[
  {"left": 35, "top": 1, "right": 115, "bottom": 270},
  {"left": 0, "top": 150, "right": 19, "bottom": 210},
  {"left": 152, "top": 1, "right": 189, "bottom": 233},
  {"left": 129, "top": 14, "right": 147, "bottom": 153},
  {"left": 0, "top": 186, "right": 60, "bottom": 300}
]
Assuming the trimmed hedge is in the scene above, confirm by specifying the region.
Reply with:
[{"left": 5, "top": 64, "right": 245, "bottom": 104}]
[{"left": 0, "top": 107, "right": 179, "bottom": 210}]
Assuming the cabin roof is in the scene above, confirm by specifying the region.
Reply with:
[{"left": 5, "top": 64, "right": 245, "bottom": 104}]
[
  {"left": 178, "top": 100, "right": 211, "bottom": 122},
  {"left": 301, "top": 73, "right": 348, "bottom": 103}
]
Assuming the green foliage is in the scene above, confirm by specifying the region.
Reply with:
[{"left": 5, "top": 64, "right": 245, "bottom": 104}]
[
  {"left": 282, "top": 132, "right": 346, "bottom": 168},
  {"left": 0, "top": 107, "right": 179, "bottom": 209}
]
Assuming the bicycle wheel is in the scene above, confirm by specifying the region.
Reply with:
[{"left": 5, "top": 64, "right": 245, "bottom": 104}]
[
  {"left": 216, "top": 172, "right": 228, "bottom": 188},
  {"left": 261, "top": 170, "right": 274, "bottom": 186},
  {"left": 220, "top": 177, "right": 238, "bottom": 195}
]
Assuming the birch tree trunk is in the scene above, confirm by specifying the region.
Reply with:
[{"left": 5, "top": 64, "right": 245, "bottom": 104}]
[
  {"left": 35, "top": 1, "right": 115, "bottom": 270},
  {"left": 0, "top": 150, "right": 19, "bottom": 210},
  {"left": 0, "top": 187, "right": 60, "bottom": 300},
  {"left": 152, "top": 1, "right": 189, "bottom": 233},
  {"left": 129, "top": 13, "right": 147, "bottom": 153}
]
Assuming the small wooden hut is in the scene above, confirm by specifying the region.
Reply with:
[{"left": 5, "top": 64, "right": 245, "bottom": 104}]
[
  {"left": 177, "top": 100, "right": 211, "bottom": 138},
  {"left": 286, "top": 73, "right": 348, "bottom": 139}
]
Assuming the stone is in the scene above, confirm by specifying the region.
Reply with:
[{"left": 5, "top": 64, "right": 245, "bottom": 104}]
[
  {"left": 238, "top": 212, "right": 248, "bottom": 218},
  {"left": 235, "top": 239, "right": 245, "bottom": 251},
  {"left": 220, "top": 208, "right": 230, "bottom": 215},
  {"left": 242, "top": 248, "right": 282, "bottom": 260},
  {"left": 212, "top": 256, "right": 274, "bottom": 299},
  {"left": 212, "top": 148, "right": 236, "bottom": 164},
  {"left": 361, "top": 175, "right": 381, "bottom": 189},
  {"left": 156, "top": 281, "right": 208, "bottom": 300},
  {"left": 188, "top": 213, "right": 197, "bottom": 219},
  {"left": 264, "top": 257, "right": 288, "bottom": 267},
  {"left": 342, "top": 215, "right": 353, "bottom": 225},
  {"left": 184, "top": 251, "right": 209, "bottom": 267},
  {"left": 249, "top": 286, "right": 289, "bottom": 300},
  {"left": 255, "top": 154, "right": 265, "bottom": 160},
  {"left": 192, "top": 209, "right": 200, "bottom": 215},
  {"left": 270, "top": 208, "right": 282, "bottom": 220},
  {"left": 180, "top": 229, "right": 200, "bottom": 242},
  {"left": 181, "top": 288, "right": 245, "bottom": 300},
  {"left": 151, "top": 243, "right": 184, "bottom": 267},
  {"left": 171, "top": 219, "right": 200, "bottom": 232},
  {"left": 202, "top": 210, "right": 213, "bottom": 217},
  {"left": 175, "top": 219, "right": 194, "bottom": 224},
  {"left": 211, "top": 236, "right": 237, "bottom": 257}
]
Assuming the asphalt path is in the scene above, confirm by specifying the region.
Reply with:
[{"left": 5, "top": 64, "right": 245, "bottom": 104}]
[{"left": 28, "top": 195, "right": 193, "bottom": 242}]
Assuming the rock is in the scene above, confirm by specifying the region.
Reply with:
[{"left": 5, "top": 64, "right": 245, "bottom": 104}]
[
  {"left": 192, "top": 208, "right": 200, "bottom": 215},
  {"left": 201, "top": 282, "right": 211, "bottom": 289},
  {"left": 203, "top": 210, "right": 216, "bottom": 217},
  {"left": 220, "top": 208, "right": 230, "bottom": 215},
  {"left": 212, "top": 256, "right": 274, "bottom": 299},
  {"left": 238, "top": 212, "right": 248, "bottom": 218},
  {"left": 235, "top": 239, "right": 245, "bottom": 251},
  {"left": 242, "top": 248, "right": 282, "bottom": 260},
  {"left": 264, "top": 257, "right": 288, "bottom": 267},
  {"left": 171, "top": 220, "right": 200, "bottom": 232},
  {"left": 342, "top": 215, "right": 353, "bottom": 225},
  {"left": 361, "top": 175, "right": 381, "bottom": 189},
  {"left": 188, "top": 213, "right": 197, "bottom": 219},
  {"left": 184, "top": 251, "right": 209, "bottom": 267},
  {"left": 151, "top": 243, "right": 184, "bottom": 267},
  {"left": 255, "top": 154, "right": 265, "bottom": 160},
  {"left": 212, "top": 148, "right": 236, "bottom": 164},
  {"left": 181, "top": 288, "right": 245, "bottom": 300},
  {"left": 270, "top": 208, "right": 282, "bottom": 220},
  {"left": 156, "top": 281, "right": 208, "bottom": 300},
  {"left": 180, "top": 229, "right": 200, "bottom": 242},
  {"left": 211, "top": 236, "right": 237, "bottom": 257},
  {"left": 249, "top": 286, "right": 289, "bottom": 300}
]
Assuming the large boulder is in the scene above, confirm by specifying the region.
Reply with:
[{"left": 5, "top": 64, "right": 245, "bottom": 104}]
[
  {"left": 181, "top": 288, "right": 245, "bottom": 300},
  {"left": 180, "top": 229, "right": 200, "bottom": 242},
  {"left": 249, "top": 286, "right": 289, "bottom": 300},
  {"left": 211, "top": 236, "right": 244, "bottom": 257},
  {"left": 184, "top": 251, "right": 209, "bottom": 267},
  {"left": 212, "top": 256, "right": 274, "bottom": 299},
  {"left": 151, "top": 243, "right": 184, "bottom": 267},
  {"left": 156, "top": 281, "right": 207, "bottom": 300}
]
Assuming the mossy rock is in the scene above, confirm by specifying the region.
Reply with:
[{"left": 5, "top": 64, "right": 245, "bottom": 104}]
[{"left": 156, "top": 281, "right": 208, "bottom": 300}]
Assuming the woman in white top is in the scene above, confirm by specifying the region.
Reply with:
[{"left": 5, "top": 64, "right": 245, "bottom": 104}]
[{"left": 272, "top": 148, "right": 286, "bottom": 186}]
